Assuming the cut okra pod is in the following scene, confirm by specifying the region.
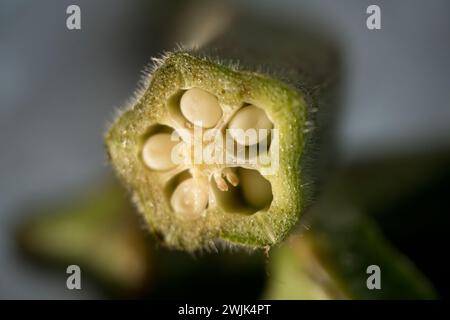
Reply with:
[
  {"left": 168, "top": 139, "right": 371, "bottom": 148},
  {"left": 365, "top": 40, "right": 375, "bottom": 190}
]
[{"left": 105, "top": 9, "right": 339, "bottom": 250}]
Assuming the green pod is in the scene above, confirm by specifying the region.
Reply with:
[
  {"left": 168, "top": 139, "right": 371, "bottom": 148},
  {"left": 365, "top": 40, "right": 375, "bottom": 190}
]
[{"left": 105, "top": 6, "right": 339, "bottom": 251}]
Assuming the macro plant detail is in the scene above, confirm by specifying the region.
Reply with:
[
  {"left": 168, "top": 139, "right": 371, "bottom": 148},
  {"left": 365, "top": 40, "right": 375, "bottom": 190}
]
[
  {"left": 105, "top": 52, "right": 307, "bottom": 251},
  {"left": 4, "top": 0, "right": 444, "bottom": 302}
]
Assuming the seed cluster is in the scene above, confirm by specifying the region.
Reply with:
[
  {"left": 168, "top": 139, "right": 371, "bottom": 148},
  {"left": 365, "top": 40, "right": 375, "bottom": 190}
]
[{"left": 141, "top": 87, "right": 274, "bottom": 219}]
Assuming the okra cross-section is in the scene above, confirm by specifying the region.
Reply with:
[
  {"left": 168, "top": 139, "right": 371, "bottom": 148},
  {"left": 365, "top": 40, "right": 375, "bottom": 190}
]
[{"left": 105, "top": 52, "right": 307, "bottom": 251}]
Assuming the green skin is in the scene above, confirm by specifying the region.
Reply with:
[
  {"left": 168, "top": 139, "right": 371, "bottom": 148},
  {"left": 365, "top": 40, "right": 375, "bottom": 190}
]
[{"left": 105, "top": 52, "right": 307, "bottom": 251}]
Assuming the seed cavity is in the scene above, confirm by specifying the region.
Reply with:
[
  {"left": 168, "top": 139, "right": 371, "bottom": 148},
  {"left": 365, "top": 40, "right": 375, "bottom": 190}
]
[
  {"left": 142, "top": 133, "right": 178, "bottom": 171},
  {"left": 170, "top": 178, "right": 208, "bottom": 219},
  {"left": 227, "top": 105, "right": 273, "bottom": 146},
  {"left": 180, "top": 88, "right": 223, "bottom": 128},
  {"left": 239, "top": 168, "right": 273, "bottom": 209},
  {"left": 212, "top": 167, "right": 273, "bottom": 214}
]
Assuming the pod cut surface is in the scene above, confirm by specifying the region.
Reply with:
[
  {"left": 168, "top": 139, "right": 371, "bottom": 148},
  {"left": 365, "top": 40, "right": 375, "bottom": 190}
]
[{"left": 105, "top": 52, "right": 307, "bottom": 250}]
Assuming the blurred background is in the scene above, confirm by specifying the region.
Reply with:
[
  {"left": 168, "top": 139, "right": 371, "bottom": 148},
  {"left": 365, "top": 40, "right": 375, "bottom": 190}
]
[{"left": 0, "top": 0, "right": 449, "bottom": 299}]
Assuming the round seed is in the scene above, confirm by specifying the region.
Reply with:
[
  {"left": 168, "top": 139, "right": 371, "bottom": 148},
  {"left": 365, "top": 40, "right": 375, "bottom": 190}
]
[
  {"left": 180, "top": 88, "right": 223, "bottom": 128},
  {"left": 170, "top": 178, "right": 208, "bottom": 218},
  {"left": 239, "top": 169, "right": 273, "bottom": 209},
  {"left": 142, "top": 133, "right": 178, "bottom": 171},
  {"left": 228, "top": 105, "right": 273, "bottom": 146}
]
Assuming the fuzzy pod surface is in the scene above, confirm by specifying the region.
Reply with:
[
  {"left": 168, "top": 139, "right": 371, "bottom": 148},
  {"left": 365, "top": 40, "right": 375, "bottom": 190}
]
[{"left": 105, "top": 10, "right": 340, "bottom": 251}]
